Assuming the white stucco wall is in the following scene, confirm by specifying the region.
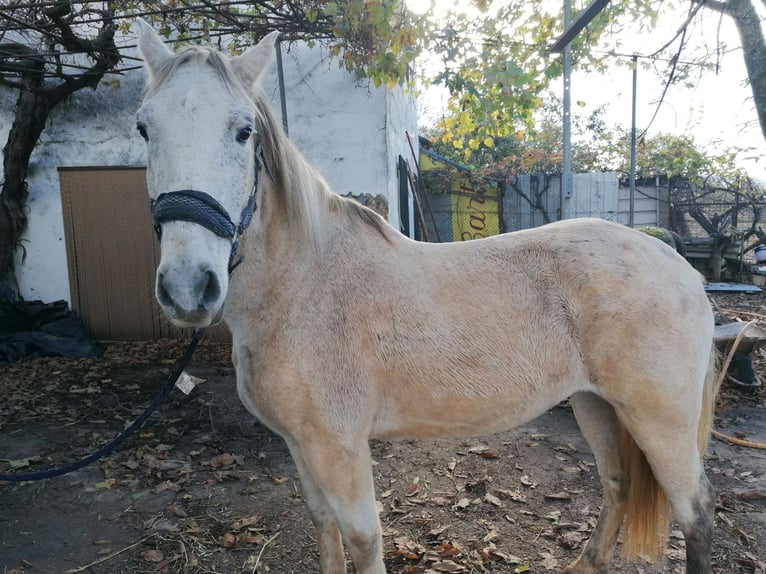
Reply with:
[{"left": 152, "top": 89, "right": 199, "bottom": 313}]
[
  {"left": 0, "top": 32, "right": 417, "bottom": 304},
  {"left": 264, "top": 41, "right": 417, "bottom": 229}
]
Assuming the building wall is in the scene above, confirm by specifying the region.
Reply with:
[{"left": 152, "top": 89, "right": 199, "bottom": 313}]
[{"left": 1, "top": 32, "right": 416, "bottom": 304}]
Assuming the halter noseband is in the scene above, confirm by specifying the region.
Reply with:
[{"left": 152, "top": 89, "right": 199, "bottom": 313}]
[{"left": 150, "top": 144, "right": 271, "bottom": 274}]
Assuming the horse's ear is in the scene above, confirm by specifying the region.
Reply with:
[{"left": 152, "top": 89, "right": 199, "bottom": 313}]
[
  {"left": 232, "top": 31, "right": 280, "bottom": 89},
  {"left": 137, "top": 18, "right": 173, "bottom": 77}
]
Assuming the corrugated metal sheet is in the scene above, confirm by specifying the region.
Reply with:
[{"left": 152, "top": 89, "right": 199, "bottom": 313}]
[
  {"left": 572, "top": 173, "right": 619, "bottom": 220},
  {"left": 504, "top": 174, "right": 562, "bottom": 231},
  {"left": 504, "top": 173, "right": 667, "bottom": 231}
]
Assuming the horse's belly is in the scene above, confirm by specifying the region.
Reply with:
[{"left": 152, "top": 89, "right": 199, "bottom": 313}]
[{"left": 370, "top": 385, "right": 570, "bottom": 440}]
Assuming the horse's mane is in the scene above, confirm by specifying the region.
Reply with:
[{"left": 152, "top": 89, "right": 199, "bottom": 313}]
[{"left": 146, "top": 45, "right": 390, "bottom": 250}]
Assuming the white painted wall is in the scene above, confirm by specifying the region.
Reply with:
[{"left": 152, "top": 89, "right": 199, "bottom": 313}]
[{"left": 0, "top": 33, "right": 417, "bottom": 304}]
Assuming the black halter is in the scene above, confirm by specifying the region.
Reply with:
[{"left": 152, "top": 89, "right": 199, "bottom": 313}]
[{"left": 150, "top": 144, "right": 271, "bottom": 274}]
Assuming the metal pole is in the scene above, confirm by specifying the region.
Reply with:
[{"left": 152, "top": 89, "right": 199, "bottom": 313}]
[
  {"left": 561, "top": 0, "right": 573, "bottom": 220},
  {"left": 629, "top": 54, "right": 637, "bottom": 227},
  {"left": 275, "top": 38, "right": 289, "bottom": 135}
]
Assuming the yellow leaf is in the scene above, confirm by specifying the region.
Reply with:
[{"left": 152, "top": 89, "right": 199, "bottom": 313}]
[
  {"left": 95, "top": 479, "right": 116, "bottom": 489},
  {"left": 468, "top": 138, "right": 480, "bottom": 150},
  {"left": 483, "top": 136, "right": 495, "bottom": 148}
]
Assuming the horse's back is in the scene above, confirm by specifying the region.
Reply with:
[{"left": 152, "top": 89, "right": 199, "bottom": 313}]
[{"left": 409, "top": 217, "right": 710, "bottom": 340}]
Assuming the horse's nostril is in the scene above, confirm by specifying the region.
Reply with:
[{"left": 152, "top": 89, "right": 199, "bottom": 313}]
[
  {"left": 201, "top": 270, "right": 221, "bottom": 306},
  {"left": 156, "top": 271, "right": 174, "bottom": 307}
]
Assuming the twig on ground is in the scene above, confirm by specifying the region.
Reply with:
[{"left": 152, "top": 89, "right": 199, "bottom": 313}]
[
  {"left": 711, "top": 430, "right": 766, "bottom": 450},
  {"left": 64, "top": 533, "right": 157, "bottom": 573},
  {"left": 252, "top": 530, "right": 281, "bottom": 573},
  {"left": 720, "top": 308, "right": 766, "bottom": 321}
]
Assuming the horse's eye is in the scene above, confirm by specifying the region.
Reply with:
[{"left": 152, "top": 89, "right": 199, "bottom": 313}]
[
  {"left": 137, "top": 123, "right": 148, "bottom": 141},
  {"left": 236, "top": 127, "right": 253, "bottom": 143}
]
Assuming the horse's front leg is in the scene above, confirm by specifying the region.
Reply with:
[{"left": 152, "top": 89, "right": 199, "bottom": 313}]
[
  {"left": 284, "top": 437, "right": 346, "bottom": 573},
  {"left": 295, "top": 433, "right": 385, "bottom": 574}
]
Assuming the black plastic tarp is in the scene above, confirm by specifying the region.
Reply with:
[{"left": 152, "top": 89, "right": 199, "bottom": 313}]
[{"left": 0, "top": 299, "right": 103, "bottom": 364}]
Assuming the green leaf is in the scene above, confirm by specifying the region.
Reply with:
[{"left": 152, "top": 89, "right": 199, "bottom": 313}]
[{"left": 324, "top": 2, "right": 338, "bottom": 16}]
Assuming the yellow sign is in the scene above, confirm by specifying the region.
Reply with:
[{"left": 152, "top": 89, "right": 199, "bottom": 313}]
[
  {"left": 420, "top": 148, "right": 500, "bottom": 241},
  {"left": 419, "top": 148, "right": 501, "bottom": 242},
  {"left": 450, "top": 178, "right": 500, "bottom": 242}
]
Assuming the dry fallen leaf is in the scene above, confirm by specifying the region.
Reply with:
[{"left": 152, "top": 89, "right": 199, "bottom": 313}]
[
  {"left": 664, "top": 547, "right": 686, "bottom": 562},
  {"left": 427, "top": 525, "right": 449, "bottom": 538},
  {"left": 429, "top": 560, "right": 465, "bottom": 572},
  {"left": 496, "top": 488, "right": 526, "bottom": 503},
  {"left": 544, "top": 491, "right": 572, "bottom": 501},
  {"left": 143, "top": 549, "right": 164, "bottom": 563},
  {"left": 205, "top": 453, "right": 242, "bottom": 468},
  {"left": 539, "top": 551, "right": 558, "bottom": 570},
  {"left": 557, "top": 530, "right": 586, "bottom": 549},
  {"left": 391, "top": 534, "right": 424, "bottom": 560},
  {"left": 486, "top": 549, "right": 522, "bottom": 564},
  {"left": 519, "top": 475, "right": 537, "bottom": 488},
  {"left": 231, "top": 515, "right": 260, "bottom": 530},
  {"left": 436, "top": 542, "right": 462, "bottom": 559},
  {"left": 405, "top": 479, "right": 421, "bottom": 497},
  {"left": 454, "top": 498, "right": 471, "bottom": 510},
  {"left": 219, "top": 532, "right": 263, "bottom": 548}
]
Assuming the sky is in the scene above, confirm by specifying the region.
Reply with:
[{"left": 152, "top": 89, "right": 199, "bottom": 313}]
[{"left": 408, "top": 1, "right": 766, "bottom": 180}]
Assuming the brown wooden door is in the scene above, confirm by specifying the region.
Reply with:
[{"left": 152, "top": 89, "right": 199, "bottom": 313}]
[{"left": 59, "top": 167, "right": 229, "bottom": 342}]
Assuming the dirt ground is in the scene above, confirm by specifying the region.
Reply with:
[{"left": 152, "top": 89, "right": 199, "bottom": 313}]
[{"left": 1, "top": 292, "right": 766, "bottom": 574}]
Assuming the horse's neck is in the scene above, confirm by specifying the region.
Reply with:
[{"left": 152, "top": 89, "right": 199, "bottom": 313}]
[{"left": 223, "top": 176, "right": 327, "bottom": 325}]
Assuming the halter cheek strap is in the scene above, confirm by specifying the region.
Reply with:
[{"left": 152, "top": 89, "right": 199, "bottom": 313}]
[{"left": 150, "top": 144, "right": 271, "bottom": 274}]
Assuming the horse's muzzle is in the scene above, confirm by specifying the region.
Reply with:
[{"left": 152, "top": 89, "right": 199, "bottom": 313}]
[{"left": 156, "top": 265, "right": 224, "bottom": 327}]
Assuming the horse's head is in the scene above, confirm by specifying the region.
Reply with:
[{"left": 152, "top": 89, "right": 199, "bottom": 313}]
[{"left": 136, "top": 20, "right": 278, "bottom": 327}]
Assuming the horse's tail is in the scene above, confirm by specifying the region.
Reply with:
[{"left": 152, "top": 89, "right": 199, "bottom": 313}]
[
  {"left": 619, "top": 342, "right": 719, "bottom": 559},
  {"left": 618, "top": 427, "right": 672, "bottom": 559},
  {"left": 697, "top": 343, "right": 721, "bottom": 453}
]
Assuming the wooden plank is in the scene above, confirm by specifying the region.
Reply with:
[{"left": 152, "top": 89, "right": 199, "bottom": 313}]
[
  {"left": 60, "top": 168, "right": 157, "bottom": 340},
  {"left": 714, "top": 321, "right": 766, "bottom": 345}
]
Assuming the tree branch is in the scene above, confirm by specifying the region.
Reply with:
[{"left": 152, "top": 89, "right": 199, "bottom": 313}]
[{"left": 696, "top": 0, "right": 735, "bottom": 16}]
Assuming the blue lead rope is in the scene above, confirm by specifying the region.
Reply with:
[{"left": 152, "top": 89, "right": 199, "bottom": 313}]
[{"left": 0, "top": 329, "right": 206, "bottom": 482}]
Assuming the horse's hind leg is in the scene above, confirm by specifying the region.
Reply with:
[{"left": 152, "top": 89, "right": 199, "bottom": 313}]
[
  {"left": 677, "top": 469, "right": 714, "bottom": 574},
  {"left": 284, "top": 437, "right": 346, "bottom": 573},
  {"left": 623, "top": 417, "right": 715, "bottom": 574},
  {"left": 564, "top": 392, "right": 626, "bottom": 574}
]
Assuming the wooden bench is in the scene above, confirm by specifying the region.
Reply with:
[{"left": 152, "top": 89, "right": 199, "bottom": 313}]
[{"left": 713, "top": 322, "right": 766, "bottom": 389}]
